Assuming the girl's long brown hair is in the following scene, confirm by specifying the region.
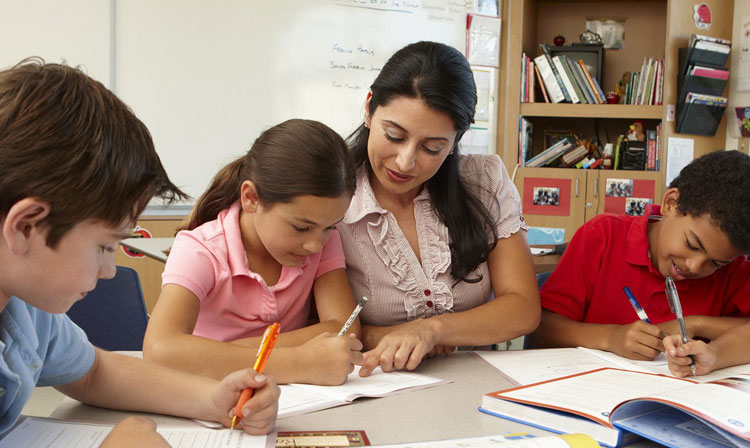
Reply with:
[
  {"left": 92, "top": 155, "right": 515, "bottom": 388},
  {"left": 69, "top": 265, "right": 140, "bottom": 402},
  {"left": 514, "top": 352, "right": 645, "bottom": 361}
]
[{"left": 183, "top": 119, "right": 355, "bottom": 231}]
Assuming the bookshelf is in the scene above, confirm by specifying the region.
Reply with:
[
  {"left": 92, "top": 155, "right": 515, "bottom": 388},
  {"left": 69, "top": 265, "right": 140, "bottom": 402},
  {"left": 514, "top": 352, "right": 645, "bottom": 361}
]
[{"left": 497, "top": 0, "right": 734, "bottom": 243}]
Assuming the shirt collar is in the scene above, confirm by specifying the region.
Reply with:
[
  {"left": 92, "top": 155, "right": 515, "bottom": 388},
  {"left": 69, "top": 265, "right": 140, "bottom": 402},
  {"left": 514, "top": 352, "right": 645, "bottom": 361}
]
[
  {"left": 625, "top": 204, "right": 662, "bottom": 274},
  {"left": 343, "top": 168, "right": 431, "bottom": 224}
]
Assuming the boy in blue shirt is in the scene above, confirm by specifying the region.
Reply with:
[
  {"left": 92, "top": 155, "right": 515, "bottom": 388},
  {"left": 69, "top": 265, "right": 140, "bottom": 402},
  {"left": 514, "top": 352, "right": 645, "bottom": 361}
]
[{"left": 0, "top": 59, "right": 279, "bottom": 444}]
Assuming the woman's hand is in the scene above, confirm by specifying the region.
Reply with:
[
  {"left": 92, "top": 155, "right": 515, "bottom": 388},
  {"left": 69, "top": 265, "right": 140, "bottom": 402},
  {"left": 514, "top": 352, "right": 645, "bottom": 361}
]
[
  {"left": 358, "top": 318, "right": 440, "bottom": 377},
  {"left": 210, "top": 369, "right": 280, "bottom": 435}
]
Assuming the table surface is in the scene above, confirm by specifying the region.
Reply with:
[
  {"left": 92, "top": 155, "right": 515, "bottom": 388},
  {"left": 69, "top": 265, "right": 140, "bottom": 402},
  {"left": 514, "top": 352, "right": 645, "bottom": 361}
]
[
  {"left": 38, "top": 351, "right": 658, "bottom": 446},
  {"left": 119, "top": 237, "right": 174, "bottom": 262}
]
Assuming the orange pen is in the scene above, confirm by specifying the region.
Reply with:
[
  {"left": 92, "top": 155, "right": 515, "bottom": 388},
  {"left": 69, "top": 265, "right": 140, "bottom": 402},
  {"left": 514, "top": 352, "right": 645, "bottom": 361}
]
[{"left": 230, "top": 322, "right": 280, "bottom": 429}]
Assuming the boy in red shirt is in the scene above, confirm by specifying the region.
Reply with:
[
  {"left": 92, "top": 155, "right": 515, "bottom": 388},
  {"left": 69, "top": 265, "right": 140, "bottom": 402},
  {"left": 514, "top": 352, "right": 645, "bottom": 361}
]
[{"left": 529, "top": 150, "right": 750, "bottom": 360}]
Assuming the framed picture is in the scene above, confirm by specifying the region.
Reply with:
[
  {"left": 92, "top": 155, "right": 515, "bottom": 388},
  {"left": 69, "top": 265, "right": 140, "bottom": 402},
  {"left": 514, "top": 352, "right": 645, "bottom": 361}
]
[
  {"left": 585, "top": 18, "right": 626, "bottom": 50},
  {"left": 605, "top": 178, "right": 633, "bottom": 197},
  {"left": 533, "top": 187, "right": 560, "bottom": 206},
  {"left": 625, "top": 197, "right": 653, "bottom": 216}
]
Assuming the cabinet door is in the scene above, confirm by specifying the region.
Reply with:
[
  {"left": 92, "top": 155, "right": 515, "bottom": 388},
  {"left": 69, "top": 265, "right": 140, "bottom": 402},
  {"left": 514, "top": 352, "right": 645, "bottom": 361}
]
[
  {"left": 514, "top": 167, "right": 588, "bottom": 244},
  {"left": 585, "top": 170, "right": 663, "bottom": 221}
]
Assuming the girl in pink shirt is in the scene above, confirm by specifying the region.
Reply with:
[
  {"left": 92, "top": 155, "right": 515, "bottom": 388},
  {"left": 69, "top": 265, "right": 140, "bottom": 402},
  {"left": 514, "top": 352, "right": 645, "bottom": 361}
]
[{"left": 144, "top": 119, "right": 364, "bottom": 385}]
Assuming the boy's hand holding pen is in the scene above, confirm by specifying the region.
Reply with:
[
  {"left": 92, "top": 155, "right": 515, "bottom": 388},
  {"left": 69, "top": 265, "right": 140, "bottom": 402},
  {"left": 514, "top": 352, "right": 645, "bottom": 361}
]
[
  {"left": 231, "top": 322, "right": 280, "bottom": 429},
  {"left": 665, "top": 276, "right": 697, "bottom": 376}
]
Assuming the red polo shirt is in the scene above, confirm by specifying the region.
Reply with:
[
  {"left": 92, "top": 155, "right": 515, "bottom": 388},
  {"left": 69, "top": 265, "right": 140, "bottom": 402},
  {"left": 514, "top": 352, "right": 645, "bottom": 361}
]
[{"left": 541, "top": 205, "right": 750, "bottom": 324}]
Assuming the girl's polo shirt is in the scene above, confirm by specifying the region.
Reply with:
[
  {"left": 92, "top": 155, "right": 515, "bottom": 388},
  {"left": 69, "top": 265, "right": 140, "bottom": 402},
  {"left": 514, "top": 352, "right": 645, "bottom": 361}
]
[
  {"left": 541, "top": 205, "right": 750, "bottom": 325},
  {"left": 162, "top": 202, "right": 346, "bottom": 341}
]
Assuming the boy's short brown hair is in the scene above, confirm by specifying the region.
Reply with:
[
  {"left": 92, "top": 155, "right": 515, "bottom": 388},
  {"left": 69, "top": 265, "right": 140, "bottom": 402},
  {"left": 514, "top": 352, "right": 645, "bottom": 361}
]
[{"left": 0, "top": 58, "right": 186, "bottom": 247}]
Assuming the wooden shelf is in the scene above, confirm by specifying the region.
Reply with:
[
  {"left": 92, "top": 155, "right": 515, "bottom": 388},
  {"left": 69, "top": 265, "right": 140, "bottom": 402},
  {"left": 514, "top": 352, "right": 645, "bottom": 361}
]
[{"left": 520, "top": 103, "right": 664, "bottom": 119}]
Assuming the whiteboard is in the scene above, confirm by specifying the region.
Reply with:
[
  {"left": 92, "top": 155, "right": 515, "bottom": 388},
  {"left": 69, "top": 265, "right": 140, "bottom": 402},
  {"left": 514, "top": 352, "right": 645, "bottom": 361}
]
[
  {"left": 114, "top": 0, "right": 471, "bottom": 201},
  {"left": 0, "top": 0, "right": 111, "bottom": 86}
]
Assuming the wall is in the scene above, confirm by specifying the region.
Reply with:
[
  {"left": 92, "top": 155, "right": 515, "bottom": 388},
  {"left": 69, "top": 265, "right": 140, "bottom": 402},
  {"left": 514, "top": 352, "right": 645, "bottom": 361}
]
[{"left": 725, "top": 0, "right": 750, "bottom": 152}]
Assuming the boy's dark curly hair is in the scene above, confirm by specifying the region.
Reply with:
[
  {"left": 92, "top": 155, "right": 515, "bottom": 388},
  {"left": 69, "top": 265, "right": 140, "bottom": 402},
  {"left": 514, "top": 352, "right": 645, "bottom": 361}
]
[{"left": 669, "top": 150, "right": 750, "bottom": 254}]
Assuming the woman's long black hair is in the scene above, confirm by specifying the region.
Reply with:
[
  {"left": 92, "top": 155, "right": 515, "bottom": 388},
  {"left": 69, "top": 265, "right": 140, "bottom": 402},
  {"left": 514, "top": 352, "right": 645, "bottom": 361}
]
[{"left": 347, "top": 41, "right": 499, "bottom": 282}]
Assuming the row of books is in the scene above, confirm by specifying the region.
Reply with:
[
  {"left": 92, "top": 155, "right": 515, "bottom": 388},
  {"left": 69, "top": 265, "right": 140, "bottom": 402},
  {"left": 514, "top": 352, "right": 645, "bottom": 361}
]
[
  {"left": 520, "top": 53, "right": 536, "bottom": 103},
  {"left": 675, "top": 34, "right": 731, "bottom": 136},
  {"left": 623, "top": 57, "right": 664, "bottom": 105},
  {"left": 518, "top": 123, "right": 661, "bottom": 171},
  {"left": 533, "top": 44, "right": 606, "bottom": 104}
]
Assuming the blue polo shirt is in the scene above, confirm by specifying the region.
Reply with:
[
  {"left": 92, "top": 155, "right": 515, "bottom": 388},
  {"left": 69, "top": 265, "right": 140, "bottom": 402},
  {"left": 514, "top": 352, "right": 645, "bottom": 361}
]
[{"left": 0, "top": 297, "right": 94, "bottom": 434}]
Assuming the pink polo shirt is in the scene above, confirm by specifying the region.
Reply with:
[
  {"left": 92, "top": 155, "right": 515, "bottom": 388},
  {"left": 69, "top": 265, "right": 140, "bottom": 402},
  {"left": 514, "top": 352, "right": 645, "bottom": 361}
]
[{"left": 162, "top": 202, "right": 346, "bottom": 341}]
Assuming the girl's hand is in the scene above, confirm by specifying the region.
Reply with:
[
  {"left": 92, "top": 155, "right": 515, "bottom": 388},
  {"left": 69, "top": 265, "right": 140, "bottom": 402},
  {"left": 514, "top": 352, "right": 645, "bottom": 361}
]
[
  {"left": 358, "top": 318, "right": 439, "bottom": 377},
  {"left": 664, "top": 335, "right": 717, "bottom": 377},
  {"left": 297, "top": 332, "right": 364, "bottom": 385},
  {"left": 607, "top": 320, "right": 664, "bottom": 360},
  {"left": 100, "top": 416, "right": 170, "bottom": 448},
  {"left": 211, "top": 369, "right": 280, "bottom": 435}
]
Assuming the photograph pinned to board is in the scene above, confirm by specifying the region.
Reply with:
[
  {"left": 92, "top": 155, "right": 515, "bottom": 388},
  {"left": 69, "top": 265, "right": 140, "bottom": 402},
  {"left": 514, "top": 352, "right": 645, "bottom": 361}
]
[
  {"left": 466, "top": 14, "right": 502, "bottom": 67},
  {"left": 523, "top": 178, "right": 571, "bottom": 217},
  {"left": 585, "top": 18, "right": 625, "bottom": 50},
  {"left": 605, "top": 178, "right": 633, "bottom": 197},
  {"left": 625, "top": 197, "right": 653, "bottom": 216},
  {"left": 533, "top": 187, "right": 560, "bottom": 206},
  {"left": 471, "top": 0, "right": 500, "bottom": 16}
]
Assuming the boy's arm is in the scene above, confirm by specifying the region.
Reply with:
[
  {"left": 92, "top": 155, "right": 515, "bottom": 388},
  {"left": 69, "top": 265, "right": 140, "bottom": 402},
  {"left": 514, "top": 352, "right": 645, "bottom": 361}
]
[
  {"left": 144, "top": 284, "right": 361, "bottom": 385},
  {"left": 531, "top": 310, "right": 664, "bottom": 360},
  {"left": 56, "top": 349, "right": 278, "bottom": 432},
  {"left": 658, "top": 315, "right": 750, "bottom": 341}
]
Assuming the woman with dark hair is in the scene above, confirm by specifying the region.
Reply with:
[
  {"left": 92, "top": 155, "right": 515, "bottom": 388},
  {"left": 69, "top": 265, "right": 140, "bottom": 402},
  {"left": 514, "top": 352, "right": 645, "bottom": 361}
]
[
  {"left": 341, "top": 42, "right": 540, "bottom": 376},
  {"left": 144, "top": 119, "right": 364, "bottom": 386}
]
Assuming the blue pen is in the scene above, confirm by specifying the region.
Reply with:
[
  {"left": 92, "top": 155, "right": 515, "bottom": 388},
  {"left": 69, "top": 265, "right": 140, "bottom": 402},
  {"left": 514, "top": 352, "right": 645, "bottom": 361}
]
[{"left": 623, "top": 286, "right": 651, "bottom": 324}]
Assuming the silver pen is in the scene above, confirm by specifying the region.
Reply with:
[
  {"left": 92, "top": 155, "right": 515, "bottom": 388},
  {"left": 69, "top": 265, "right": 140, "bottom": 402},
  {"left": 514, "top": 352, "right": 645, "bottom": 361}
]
[
  {"left": 338, "top": 297, "right": 368, "bottom": 336},
  {"left": 665, "top": 276, "right": 696, "bottom": 376}
]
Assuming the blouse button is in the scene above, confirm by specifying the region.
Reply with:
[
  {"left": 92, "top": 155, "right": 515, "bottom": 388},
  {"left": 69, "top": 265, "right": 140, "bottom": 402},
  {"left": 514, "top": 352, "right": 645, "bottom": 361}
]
[
  {"left": 424, "top": 289, "right": 431, "bottom": 296},
  {"left": 426, "top": 300, "right": 434, "bottom": 308}
]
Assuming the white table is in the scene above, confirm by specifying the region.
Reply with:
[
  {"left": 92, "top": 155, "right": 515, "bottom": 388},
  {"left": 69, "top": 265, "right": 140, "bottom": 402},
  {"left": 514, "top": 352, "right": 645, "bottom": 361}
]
[
  {"left": 119, "top": 237, "right": 174, "bottom": 262},
  {"left": 37, "top": 351, "right": 659, "bottom": 446}
]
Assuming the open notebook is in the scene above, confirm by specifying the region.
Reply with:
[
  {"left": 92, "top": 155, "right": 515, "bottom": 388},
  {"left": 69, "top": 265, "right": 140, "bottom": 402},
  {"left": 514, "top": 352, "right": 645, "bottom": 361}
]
[{"left": 279, "top": 366, "right": 449, "bottom": 418}]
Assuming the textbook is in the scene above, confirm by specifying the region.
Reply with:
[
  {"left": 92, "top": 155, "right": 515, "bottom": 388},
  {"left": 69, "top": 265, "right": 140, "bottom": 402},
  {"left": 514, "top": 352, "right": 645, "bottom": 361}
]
[
  {"left": 278, "top": 366, "right": 448, "bottom": 418},
  {"left": 371, "top": 432, "right": 598, "bottom": 447},
  {"left": 480, "top": 368, "right": 750, "bottom": 448}
]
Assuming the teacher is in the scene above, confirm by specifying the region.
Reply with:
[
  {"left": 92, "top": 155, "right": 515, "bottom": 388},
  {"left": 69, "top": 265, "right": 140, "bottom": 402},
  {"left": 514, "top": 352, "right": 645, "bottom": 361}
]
[{"left": 339, "top": 41, "right": 540, "bottom": 376}]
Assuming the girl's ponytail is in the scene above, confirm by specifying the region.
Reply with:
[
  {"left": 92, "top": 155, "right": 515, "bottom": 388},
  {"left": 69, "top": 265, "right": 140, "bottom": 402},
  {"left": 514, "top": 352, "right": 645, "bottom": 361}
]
[{"left": 181, "top": 157, "right": 246, "bottom": 231}]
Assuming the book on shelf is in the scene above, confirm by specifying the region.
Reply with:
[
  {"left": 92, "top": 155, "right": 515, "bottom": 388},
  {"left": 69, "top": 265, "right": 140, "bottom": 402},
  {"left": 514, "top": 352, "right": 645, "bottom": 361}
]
[
  {"left": 533, "top": 54, "right": 565, "bottom": 103},
  {"left": 613, "top": 135, "right": 624, "bottom": 170},
  {"left": 560, "top": 144, "right": 588, "bottom": 168},
  {"left": 533, "top": 62, "right": 549, "bottom": 103},
  {"left": 540, "top": 43, "right": 572, "bottom": 102},
  {"left": 524, "top": 138, "right": 573, "bottom": 168},
  {"left": 646, "top": 129, "right": 657, "bottom": 170},
  {"left": 552, "top": 56, "right": 580, "bottom": 104},
  {"left": 564, "top": 55, "right": 597, "bottom": 104},
  {"left": 479, "top": 368, "right": 750, "bottom": 448},
  {"left": 577, "top": 59, "right": 605, "bottom": 103},
  {"left": 518, "top": 117, "right": 533, "bottom": 166}
]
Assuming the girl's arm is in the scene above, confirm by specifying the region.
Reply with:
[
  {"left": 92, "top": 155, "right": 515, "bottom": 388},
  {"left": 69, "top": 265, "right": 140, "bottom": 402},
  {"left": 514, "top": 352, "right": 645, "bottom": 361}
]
[
  {"left": 360, "top": 231, "right": 540, "bottom": 375},
  {"left": 57, "top": 349, "right": 278, "bottom": 435},
  {"left": 143, "top": 283, "right": 361, "bottom": 384}
]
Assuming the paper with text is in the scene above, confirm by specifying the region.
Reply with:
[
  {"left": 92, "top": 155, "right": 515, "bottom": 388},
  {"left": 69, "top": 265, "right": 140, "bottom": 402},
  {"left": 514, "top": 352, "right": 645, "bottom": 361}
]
[{"left": 0, "top": 417, "right": 269, "bottom": 448}]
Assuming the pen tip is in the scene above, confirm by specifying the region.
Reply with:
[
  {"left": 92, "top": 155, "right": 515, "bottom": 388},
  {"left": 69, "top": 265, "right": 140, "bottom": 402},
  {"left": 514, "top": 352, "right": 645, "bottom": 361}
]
[{"left": 230, "top": 416, "right": 237, "bottom": 430}]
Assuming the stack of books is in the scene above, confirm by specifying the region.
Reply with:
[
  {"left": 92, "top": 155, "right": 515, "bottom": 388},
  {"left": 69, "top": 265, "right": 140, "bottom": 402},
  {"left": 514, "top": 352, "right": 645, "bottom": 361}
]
[
  {"left": 520, "top": 53, "right": 536, "bottom": 103},
  {"left": 524, "top": 138, "right": 574, "bottom": 168},
  {"left": 534, "top": 44, "right": 605, "bottom": 104},
  {"left": 623, "top": 57, "right": 664, "bottom": 105},
  {"left": 676, "top": 34, "right": 730, "bottom": 136},
  {"left": 517, "top": 117, "right": 533, "bottom": 166}
]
